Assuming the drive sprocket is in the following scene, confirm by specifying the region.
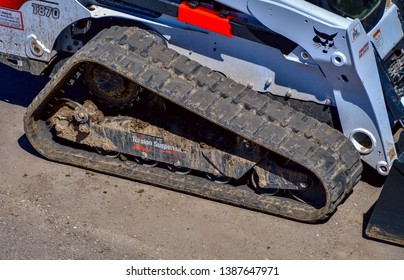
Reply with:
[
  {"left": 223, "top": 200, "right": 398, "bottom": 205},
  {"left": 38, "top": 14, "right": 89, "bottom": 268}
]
[{"left": 84, "top": 63, "right": 140, "bottom": 107}]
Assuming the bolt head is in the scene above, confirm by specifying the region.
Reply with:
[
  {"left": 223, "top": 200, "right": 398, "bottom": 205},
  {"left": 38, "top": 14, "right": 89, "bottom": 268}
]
[{"left": 189, "top": 1, "right": 199, "bottom": 8}]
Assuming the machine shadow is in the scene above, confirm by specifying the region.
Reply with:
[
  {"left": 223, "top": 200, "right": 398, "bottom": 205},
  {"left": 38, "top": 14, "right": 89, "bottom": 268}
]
[
  {"left": 18, "top": 134, "right": 47, "bottom": 160},
  {"left": 0, "top": 64, "right": 49, "bottom": 108},
  {"left": 359, "top": 162, "right": 386, "bottom": 188}
]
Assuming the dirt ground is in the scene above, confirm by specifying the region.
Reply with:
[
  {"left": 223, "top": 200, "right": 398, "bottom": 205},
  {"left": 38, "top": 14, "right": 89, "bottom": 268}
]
[{"left": 0, "top": 64, "right": 403, "bottom": 260}]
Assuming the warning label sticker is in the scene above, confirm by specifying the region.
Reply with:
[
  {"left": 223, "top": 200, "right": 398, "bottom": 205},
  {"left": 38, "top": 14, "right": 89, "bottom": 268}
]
[
  {"left": 0, "top": 8, "right": 23, "bottom": 30},
  {"left": 359, "top": 42, "right": 370, "bottom": 59},
  {"left": 373, "top": 29, "right": 384, "bottom": 50}
]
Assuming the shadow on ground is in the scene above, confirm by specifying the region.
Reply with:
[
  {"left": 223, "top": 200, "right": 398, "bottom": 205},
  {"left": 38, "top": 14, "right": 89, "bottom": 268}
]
[
  {"left": 1, "top": 64, "right": 49, "bottom": 159},
  {"left": 18, "top": 134, "right": 46, "bottom": 160},
  {"left": 0, "top": 64, "right": 49, "bottom": 107}
]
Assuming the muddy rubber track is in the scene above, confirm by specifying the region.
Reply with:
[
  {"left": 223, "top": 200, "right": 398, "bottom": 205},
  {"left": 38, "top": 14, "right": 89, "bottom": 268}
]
[{"left": 24, "top": 26, "right": 362, "bottom": 222}]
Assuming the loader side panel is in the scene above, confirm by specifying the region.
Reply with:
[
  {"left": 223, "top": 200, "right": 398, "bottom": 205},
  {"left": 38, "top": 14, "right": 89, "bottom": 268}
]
[{"left": 0, "top": 0, "right": 91, "bottom": 74}]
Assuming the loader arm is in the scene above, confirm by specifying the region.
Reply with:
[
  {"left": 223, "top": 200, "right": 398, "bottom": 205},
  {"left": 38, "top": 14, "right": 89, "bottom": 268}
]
[{"left": 245, "top": 0, "right": 403, "bottom": 175}]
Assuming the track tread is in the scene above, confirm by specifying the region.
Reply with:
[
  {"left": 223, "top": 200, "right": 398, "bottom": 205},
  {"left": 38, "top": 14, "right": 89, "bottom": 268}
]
[
  {"left": 24, "top": 26, "right": 363, "bottom": 221},
  {"left": 96, "top": 26, "right": 362, "bottom": 215}
]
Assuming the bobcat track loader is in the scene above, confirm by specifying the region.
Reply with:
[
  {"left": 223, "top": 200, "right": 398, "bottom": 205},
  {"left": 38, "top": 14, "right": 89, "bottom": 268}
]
[{"left": 0, "top": 0, "right": 403, "bottom": 245}]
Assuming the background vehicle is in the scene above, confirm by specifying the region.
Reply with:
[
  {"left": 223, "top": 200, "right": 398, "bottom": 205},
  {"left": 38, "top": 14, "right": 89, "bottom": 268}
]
[{"left": 0, "top": 0, "right": 403, "bottom": 245}]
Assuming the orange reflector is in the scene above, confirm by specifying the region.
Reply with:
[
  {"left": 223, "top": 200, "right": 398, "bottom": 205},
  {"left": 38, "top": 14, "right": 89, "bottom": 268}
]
[{"left": 177, "top": 2, "right": 233, "bottom": 37}]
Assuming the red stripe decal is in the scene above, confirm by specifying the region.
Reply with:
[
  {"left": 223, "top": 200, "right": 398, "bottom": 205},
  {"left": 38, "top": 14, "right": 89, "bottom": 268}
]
[
  {"left": 133, "top": 144, "right": 152, "bottom": 152},
  {"left": 177, "top": 2, "right": 233, "bottom": 37},
  {"left": 0, "top": 0, "right": 27, "bottom": 10},
  {"left": 162, "top": 149, "right": 185, "bottom": 158},
  {"left": 162, "top": 149, "right": 179, "bottom": 155}
]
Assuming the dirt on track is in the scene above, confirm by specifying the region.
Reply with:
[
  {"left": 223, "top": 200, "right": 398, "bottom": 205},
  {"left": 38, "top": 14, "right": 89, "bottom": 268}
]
[{"left": 0, "top": 64, "right": 403, "bottom": 259}]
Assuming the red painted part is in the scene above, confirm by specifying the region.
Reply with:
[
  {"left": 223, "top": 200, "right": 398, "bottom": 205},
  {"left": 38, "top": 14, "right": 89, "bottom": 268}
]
[
  {"left": 177, "top": 2, "right": 233, "bottom": 37},
  {"left": 0, "top": 0, "right": 27, "bottom": 10},
  {"left": 133, "top": 144, "right": 152, "bottom": 152}
]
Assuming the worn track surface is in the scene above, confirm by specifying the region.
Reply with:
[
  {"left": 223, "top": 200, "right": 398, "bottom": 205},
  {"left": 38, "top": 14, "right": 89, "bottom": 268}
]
[{"left": 24, "top": 26, "right": 362, "bottom": 222}]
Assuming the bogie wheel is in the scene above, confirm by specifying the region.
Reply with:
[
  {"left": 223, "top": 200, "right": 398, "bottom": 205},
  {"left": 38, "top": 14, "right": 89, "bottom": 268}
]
[
  {"left": 205, "top": 172, "right": 231, "bottom": 184},
  {"left": 134, "top": 157, "right": 158, "bottom": 167},
  {"left": 250, "top": 170, "right": 279, "bottom": 195},
  {"left": 288, "top": 179, "right": 327, "bottom": 208},
  {"left": 166, "top": 164, "right": 191, "bottom": 175}
]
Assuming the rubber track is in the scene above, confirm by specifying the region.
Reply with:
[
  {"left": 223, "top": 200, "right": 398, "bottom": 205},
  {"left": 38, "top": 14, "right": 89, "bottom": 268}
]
[{"left": 24, "top": 26, "right": 363, "bottom": 221}]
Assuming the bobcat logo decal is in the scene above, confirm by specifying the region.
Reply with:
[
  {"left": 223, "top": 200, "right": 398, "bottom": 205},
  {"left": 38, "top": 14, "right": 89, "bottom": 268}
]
[{"left": 312, "top": 27, "right": 337, "bottom": 54}]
